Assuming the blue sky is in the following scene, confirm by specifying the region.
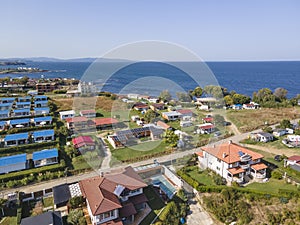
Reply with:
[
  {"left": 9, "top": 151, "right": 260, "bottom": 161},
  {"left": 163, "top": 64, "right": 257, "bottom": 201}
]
[{"left": 1, "top": 0, "right": 300, "bottom": 60}]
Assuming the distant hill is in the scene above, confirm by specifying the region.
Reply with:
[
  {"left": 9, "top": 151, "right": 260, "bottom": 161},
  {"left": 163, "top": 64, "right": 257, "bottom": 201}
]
[{"left": 0, "top": 57, "right": 132, "bottom": 63}]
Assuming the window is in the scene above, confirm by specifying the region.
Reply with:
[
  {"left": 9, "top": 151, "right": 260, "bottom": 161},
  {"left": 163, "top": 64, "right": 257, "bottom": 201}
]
[
  {"left": 217, "top": 159, "right": 221, "bottom": 163},
  {"left": 216, "top": 166, "right": 220, "bottom": 170}
]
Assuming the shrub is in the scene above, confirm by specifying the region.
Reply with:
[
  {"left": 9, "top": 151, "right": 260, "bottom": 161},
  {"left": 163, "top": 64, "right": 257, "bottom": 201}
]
[{"left": 271, "top": 170, "right": 282, "bottom": 179}]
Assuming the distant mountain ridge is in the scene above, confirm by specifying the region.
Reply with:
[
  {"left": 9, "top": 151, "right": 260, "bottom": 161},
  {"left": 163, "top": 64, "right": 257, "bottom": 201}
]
[{"left": 0, "top": 57, "right": 133, "bottom": 63}]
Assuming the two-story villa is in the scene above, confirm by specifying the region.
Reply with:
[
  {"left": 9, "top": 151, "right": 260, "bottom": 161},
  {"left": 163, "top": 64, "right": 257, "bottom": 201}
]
[
  {"left": 79, "top": 166, "right": 148, "bottom": 225},
  {"left": 197, "top": 141, "right": 268, "bottom": 183}
]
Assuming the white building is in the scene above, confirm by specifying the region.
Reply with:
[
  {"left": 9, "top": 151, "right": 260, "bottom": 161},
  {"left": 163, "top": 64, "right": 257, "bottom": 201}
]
[
  {"left": 0, "top": 154, "right": 27, "bottom": 174},
  {"left": 78, "top": 81, "right": 97, "bottom": 95},
  {"left": 59, "top": 110, "right": 75, "bottom": 120},
  {"left": 197, "top": 141, "right": 267, "bottom": 183}
]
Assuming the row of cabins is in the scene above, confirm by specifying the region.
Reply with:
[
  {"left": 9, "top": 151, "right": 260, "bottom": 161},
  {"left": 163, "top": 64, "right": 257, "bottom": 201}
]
[
  {"left": 0, "top": 107, "right": 50, "bottom": 118},
  {"left": 0, "top": 148, "right": 58, "bottom": 174},
  {"left": 3, "top": 129, "right": 55, "bottom": 147},
  {"left": 0, "top": 116, "right": 52, "bottom": 130},
  {"left": 0, "top": 96, "right": 49, "bottom": 119},
  {"left": 230, "top": 102, "right": 260, "bottom": 110},
  {"left": 197, "top": 141, "right": 268, "bottom": 183}
]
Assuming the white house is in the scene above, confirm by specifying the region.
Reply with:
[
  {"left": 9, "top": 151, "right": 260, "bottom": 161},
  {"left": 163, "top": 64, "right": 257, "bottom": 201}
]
[
  {"left": 4, "top": 132, "right": 29, "bottom": 146},
  {"left": 32, "top": 129, "right": 55, "bottom": 143},
  {"left": 59, "top": 110, "right": 75, "bottom": 120},
  {"left": 287, "top": 135, "right": 300, "bottom": 143},
  {"left": 180, "top": 121, "right": 193, "bottom": 128},
  {"left": 251, "top": 132, "right": 274, "bottom": 142},
  {"left": 197, "top": 141, "right": 267, "bottom": 183},
  {"left": 162, "top": 111, "right": 182, "bottom": 121},
  {"left": 196, "top": 123, "right": 214, "bottom": 134},
  {"left": 78, "top": 81, "right": 97, "bottom": 95},
  {"left": 32, "top": 148, "right": 59, "bottom": 167}
]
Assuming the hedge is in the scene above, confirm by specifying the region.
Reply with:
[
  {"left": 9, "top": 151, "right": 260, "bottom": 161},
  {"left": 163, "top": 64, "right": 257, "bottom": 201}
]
[
  {"left": 0, "top": 140, "right": 58, "bottom": 156},
  {"left": 0, "top": 162, "right": 65, "bottom": 183},
  {"left": 177, "top": 170, "right": 203, "bottom": 189}
]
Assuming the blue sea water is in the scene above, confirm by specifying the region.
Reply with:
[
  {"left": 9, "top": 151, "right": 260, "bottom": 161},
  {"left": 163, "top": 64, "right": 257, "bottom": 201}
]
[{"left": 1, "top": 61, "right": 299, "bottom": 98}]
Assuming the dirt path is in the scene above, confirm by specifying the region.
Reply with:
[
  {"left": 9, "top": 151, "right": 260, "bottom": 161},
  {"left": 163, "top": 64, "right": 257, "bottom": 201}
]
[{"left": 224, "top": 114, "right": 241, "bottom": 135}]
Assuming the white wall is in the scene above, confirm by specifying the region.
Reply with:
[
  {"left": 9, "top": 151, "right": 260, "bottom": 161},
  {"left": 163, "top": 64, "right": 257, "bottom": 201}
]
[{"left": 0, "top": 162, "right": 26, "bottom": 174}]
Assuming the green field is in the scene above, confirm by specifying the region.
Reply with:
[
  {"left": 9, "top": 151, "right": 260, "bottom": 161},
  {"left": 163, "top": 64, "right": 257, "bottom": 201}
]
[{"left": 111, "top": 141, "right": 169, "bottom": 162}]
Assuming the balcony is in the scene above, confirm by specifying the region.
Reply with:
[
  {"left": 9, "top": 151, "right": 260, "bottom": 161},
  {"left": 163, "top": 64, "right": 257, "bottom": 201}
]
[
  {"left": 240, "top": 164, "right": 250, "bottom": 169},
  {"left": 251, "top": 172, "right": 266, "bottom": 179}
]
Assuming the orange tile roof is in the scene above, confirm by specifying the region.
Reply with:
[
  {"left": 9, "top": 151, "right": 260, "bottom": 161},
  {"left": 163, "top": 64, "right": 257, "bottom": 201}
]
[
  {"left": 157, "top": 121, "right": 171, "bottom": 130},
  {"left": 201, "top": 142, "right": 264, "bottom": 164},
  {"left": 196, "top": 152, "right": 203, "bottom": 157},
  {"left": 228, "top": 167, "right": 245, "bottom": 175},
  {"left": 251, "top": 163, "right": 268, "bottom": 171}
]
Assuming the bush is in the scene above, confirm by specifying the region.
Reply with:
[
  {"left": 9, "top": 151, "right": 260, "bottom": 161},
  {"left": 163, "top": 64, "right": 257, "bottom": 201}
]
[{"left": 271, "top": 170, "right": 282, "bottom": 179}]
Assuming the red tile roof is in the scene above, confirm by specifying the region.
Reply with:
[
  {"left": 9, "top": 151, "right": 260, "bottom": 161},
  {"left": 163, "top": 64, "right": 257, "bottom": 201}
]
[
  {"left": 198, "top": 124, "right": 214, "bottom": 130},
  {"left": 201, "top": 142, "right": 264, "bottom": 164},
  {"left": 94, "top": 118, "right": 119, "bottom": 126},
  {"left": 251, "top": 163, "right": 268, "bottom": 171},
  {"left": 288, "top": 155, "right": 300, "bottom": 162},
  {"left": 79, "top": 166, "right": 147, "bottom": 216},
  {"left": 177, "top": 109, "right": 193, "bottom": 115},
  {"left": 72, "top": 136, "right": 95, "bottom": 148},
  {"left": 80, "top": 109, "right": 96, "bottom": 114},
  {"left": 203, "top": 117, "right": 213, "bottom": 122},
  {"left": 65, "top": 116, "right": 88, "bottom": 123}
]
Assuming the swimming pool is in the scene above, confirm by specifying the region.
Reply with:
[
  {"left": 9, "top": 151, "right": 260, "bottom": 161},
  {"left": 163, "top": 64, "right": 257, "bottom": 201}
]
[{"left": 151, "top": 175, "right": 177, "bottom": 199}]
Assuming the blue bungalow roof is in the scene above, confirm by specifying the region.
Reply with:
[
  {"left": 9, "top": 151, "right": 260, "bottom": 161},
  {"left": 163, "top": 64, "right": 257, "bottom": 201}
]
[
  {"left": 32, "top": 129, "right": 54, "bottom": 138},
  {"left": 32, "top": 148, "right": 58, "bottom": 161},
  {"left": 14, "top": 108, "right": 30, "bottom": 113},
  {"left": 34, "top": 95, "right": 47, "bottom": 100},
  {"left": 10, "top": 118, "right": 30, "bottom": 125},
  {"left": 0, "top": 97, "right": 15, "bottom": 102},
  {"left": 4, "top": 132, "right": 29, "bottom": 142},
  {"left": 0, "top": 110, "right": 10, "bottom": 115},
  {"left": 34, "top": 100, "right": 48, "bottom": 104},
  {"left": 34, "top": 107, "right": 50, "bottom": 112},
  {"left": 0, "top": 154, "right": 27, "bottom": 167},
  {"left": 0, "top": 103, "right": 13, "bottom": 107},
  {"left": 16, "top": 102, "right": 31, "bottom": 106},
  {"left": 18, "top": 96, "right": 31, "bottom": 101},
  {"left": 34, "top": 116, "right": 52, "bottom": 123}
]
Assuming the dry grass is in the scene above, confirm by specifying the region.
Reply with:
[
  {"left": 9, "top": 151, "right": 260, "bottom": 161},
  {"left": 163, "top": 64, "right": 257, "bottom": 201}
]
[
  {"left": 52, "top": 96, "right": 127, "bottom": 112},
  {"left": 226, "top": 107, "right": 300, "bottom": 132}
]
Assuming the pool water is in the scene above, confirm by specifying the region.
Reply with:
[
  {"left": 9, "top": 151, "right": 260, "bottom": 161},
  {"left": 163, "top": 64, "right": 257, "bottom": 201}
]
[{"left": 151, "top": 175, "right": 177, "bottom": 199}]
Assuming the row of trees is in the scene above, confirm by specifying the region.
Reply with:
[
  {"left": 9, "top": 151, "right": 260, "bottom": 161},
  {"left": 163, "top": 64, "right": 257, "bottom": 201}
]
[{"left": 160, "top": 85, "right": 300, "bottom": 108}]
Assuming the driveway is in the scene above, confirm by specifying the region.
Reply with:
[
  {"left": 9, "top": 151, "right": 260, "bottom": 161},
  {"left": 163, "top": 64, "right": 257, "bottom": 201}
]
[{"left": 187, "top": 198, "right": 214, "bottom": 225}]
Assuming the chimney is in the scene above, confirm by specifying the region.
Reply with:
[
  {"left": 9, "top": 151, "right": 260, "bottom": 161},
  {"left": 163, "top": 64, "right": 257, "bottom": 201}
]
[
  {"left": 228, "top": 140, "right": 232, "bottom": 144},
  {"left": 222, "top": 153, "right": 226, "bottom": 158},
  {"left": 100, "top": 171, "right": 104, "bottom": 177}
]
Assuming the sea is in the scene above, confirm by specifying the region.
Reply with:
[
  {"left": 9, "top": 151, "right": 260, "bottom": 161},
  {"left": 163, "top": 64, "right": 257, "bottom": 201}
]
[{"left": 1, "top": 61, "right": 299, "bottom": 99}]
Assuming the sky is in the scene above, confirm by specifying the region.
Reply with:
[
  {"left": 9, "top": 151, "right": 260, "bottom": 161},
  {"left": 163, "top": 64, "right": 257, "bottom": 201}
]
[{"left": 1, "top": 0, "right": 300, "bottom": 61}]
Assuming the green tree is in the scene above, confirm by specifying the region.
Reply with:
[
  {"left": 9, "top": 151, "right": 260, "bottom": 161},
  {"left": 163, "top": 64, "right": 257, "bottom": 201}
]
[
  {"left": 231, "top": 93, "right": 250, "bottom": 104},
  {"left": 67, "top": 209, "right": 84, "bottom": 225},
  {"left": 223, "top": 95, "right": 233, "bottom": 106},
  {"left": 144, "top": 109, "right": 157, "bottom": 123},
  {"left": 164, "top": 130, "right": 179, "bottom": 148},
  {"left": 192, "top": 86, "right": 203, "bottom": 97},
  {"left": 159, "top": 90, "right": 172, "bottom": 102},
  {"left": 176, "top": 92, "right": 191, "bottom": 102},
  {"left": 274, "top": 87, "right": 288, "bottom": 101},
  {"left": 262, "top": 126, "right": 273, "bottom": 133},
  {"left": 253, "top": 88, "right": 275, "bottom": 104},
  {"left": 69, "top": 196, "right": 84, "bottom": 209},
  {"left": 279, "top": 119, "right": 292, "bottom": 129}
]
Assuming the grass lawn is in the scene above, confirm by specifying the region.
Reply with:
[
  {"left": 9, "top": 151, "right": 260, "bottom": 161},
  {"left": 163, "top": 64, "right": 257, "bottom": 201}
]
[
  {"left": 43, "top": 197, "right": 54, "bottom": 208},
  {"left": 226, "top": 107, "right": 300, "bottom": 132},
  {"left": 186, "top": 166, "right": 215, "bottom": 186},
  {"left": 245, "top": 178, "right": 298, "bottom": 194},
  {"left": 111, "top": 141, "right": 169, "bottom": 162},
  {"left": 140, "top": 186, "right": 165, "bottom": 225},
  {"left": 0, "top": 216, "right": 17, "bottom": 225}
]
